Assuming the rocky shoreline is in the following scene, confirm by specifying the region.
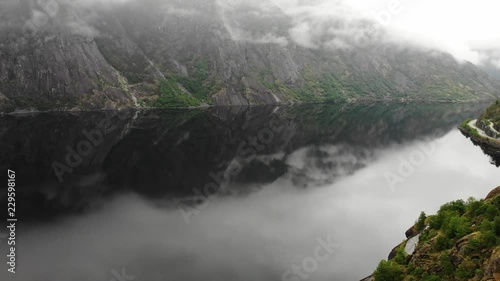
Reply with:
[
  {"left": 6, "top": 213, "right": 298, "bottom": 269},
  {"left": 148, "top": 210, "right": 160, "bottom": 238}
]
[{"left": 363, "top": 187, "right": 500, "bottom": 281}]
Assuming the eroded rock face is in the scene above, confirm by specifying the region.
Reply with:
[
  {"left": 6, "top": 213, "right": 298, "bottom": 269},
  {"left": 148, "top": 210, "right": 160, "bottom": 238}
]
[
  {"left": 485, "top": 187, "right": 500, "bottom": 201},
  {"left": 405, "top": 224, "right": 418, "bottom": 239},
  {"left": 449, "top": 233, "right": 481, "bottom": 266},
  {"left": 483, "top": 248, "right": 500, "bottom": 281},
  {"left": 408, "top": 242, "right": 443, "bottom": 274},
  {"left": 0, "top": 1, "right": 134, "bottom": 111}
]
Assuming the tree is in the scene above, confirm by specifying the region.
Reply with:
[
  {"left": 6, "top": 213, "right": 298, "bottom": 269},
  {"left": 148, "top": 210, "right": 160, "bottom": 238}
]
[
  {"left": 416, "top": 212, "right": 427, "bottom": 232},
  {"left": 374, "top": 260, "right": 404, "bottom": 281}
]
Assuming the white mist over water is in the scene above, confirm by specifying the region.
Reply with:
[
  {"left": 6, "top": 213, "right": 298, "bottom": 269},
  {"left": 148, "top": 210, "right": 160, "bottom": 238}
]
[{"left": 4, "top": 131, "right": 500, "bottom": 281}]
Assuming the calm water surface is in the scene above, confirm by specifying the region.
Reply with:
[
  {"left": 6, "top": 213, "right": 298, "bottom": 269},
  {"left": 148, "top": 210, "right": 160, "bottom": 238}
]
[{"left": 1, "top": 102, "right": 499, "bottom": 281}]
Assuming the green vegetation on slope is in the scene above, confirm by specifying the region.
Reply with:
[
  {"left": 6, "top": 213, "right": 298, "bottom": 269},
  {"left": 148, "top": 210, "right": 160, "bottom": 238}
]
[
  {"left": 257, "top": 67, "right": 355, "bottom": 103},
  {"left": 254, "top": 65, "right": 483, "bottom": 105},
  {"left": 176, "top": 61, "right": 219, "bottom": 103},
  {"left": 153, "top": 78, "right": 201, "bottom": 108},
  {"left": 373, "top": 192, "right": 500, "bottom": 281},
  {"left": 480, "top": 99, "right": 500, "bottom": 130},
  {"left": 459, "top": 118, "right": 482, "bottom": 139},
  {"left": 460, "top": 100, "right": 500, "bottom": 142}
]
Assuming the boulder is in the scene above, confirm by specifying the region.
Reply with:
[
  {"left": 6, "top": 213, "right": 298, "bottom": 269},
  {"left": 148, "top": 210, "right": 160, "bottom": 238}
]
[
  {"left": 405, "top": 224, "right": 419, "bottom": 239},
  {"left": 485, "top": 186, "right": 500, "bottom": 201}
]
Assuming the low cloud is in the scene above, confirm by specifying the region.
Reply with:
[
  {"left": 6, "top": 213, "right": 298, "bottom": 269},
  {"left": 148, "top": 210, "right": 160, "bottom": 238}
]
[
  {"left": 273, "top": 0, "right": 500, "bottom": 69},
  {"left": 162, "top": 4, "right": 200, "bottom": 17},
  {"left": 5, "top": 0, "right": 500, "bottom": 70},
  {"left": 64, "top": 16, "right": 100, "bottom": 38},
  {"left": 217, "top": 0, "right": 290, "bottom": 46},
  {"left": 20, "top": 0, "right": 131, "bottom": 38},
  {"left": 275, "top": 0, "right": 384, "bottom": 50},
  {"left": 224, "top": 25, "right": 289, "bottom": 47},
  {"left": 3, "top": 132, "right": 499, "bottom": 281}
]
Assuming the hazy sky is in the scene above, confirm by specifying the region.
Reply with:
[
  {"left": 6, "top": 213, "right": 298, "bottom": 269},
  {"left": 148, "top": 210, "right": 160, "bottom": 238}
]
[{"left": 271, "top": 0, "right": 500, "bottom": 67}]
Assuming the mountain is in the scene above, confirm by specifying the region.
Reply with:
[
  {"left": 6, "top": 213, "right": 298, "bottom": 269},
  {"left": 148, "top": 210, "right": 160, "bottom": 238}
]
[
  {"left": 365, "top": 187, "right": 500, "bottom": 281},
  {"left": 1, "top": 0, "right": 500, "bottom": 112}
]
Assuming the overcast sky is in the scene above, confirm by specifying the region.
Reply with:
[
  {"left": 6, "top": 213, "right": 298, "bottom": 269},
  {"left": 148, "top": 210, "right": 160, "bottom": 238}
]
[{"left": 270, "top": 0, "right": 500, "bottom": 68}]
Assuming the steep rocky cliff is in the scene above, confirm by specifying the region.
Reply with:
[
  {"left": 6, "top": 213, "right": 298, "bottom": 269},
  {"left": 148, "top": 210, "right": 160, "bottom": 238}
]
[
  {"left": 368, "top": 187, "right": 500, "bottom": 281},
  {"left": 1, "top": 0, "right": 500, "bottom": 112}
]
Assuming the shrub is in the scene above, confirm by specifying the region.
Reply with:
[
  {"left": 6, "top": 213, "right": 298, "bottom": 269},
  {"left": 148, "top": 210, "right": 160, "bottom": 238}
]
[
  {"left": 456, "top": 257, "right": 477, "bottom": 281},
  {"left": 393, "top": 244, "right": 408, "bottom": 265},
  {"left": 440, "top": 253, "right": 454, "bottom": 276},
  {"left": 466, "top": 236, "right": 483, "bottom": 254},
  {"left": 416, "top": 212, "right": 427, "bottom": 232},
  {"left": 440, "top": 200, "right": 466, "bottom": 215},
  {"left": 444, "top": 216, "right": 472, "bottom": 239},
  {"left": 154, "top": 78, "right": 201, "bottom": 108},
  {"left": 480, "top": 220, "right": 493, "bottom": 232},
  {"left": 422, "top": 275, "right": 441, "bottom": 281},
  {"left": 484, "top": 204, "right": 498, "bottom": 221},
  {"left": 467, "top": 198, "right": 483, "bottom": 217},
  {"left": 494, "top": 217, "right": 500, "bottom": 235},
  {"left": 177, "top": 61, "right": 216, "bottom": 101},
  {"left": 480, "top": 231, "right": 497, "bottom": 248},
  {"left": 428, "top": 214, "right": 444, "bottom": 230},
  {"left": 374, "top": 260, "right": 404, "bottom": 281},
  {"left": 434, "top": 234, "right": 452, "bottom": 251}
]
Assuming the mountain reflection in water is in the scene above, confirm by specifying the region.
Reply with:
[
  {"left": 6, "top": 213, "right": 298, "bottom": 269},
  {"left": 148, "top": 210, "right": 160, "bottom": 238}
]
[{"left": 1, "top": 102, "right": 499, "bottom": 281}]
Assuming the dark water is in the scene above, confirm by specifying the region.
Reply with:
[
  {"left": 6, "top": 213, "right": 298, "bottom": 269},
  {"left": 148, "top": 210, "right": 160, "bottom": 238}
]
[{"left": 1, "top": 102, "right": 499, "bottom": 281}]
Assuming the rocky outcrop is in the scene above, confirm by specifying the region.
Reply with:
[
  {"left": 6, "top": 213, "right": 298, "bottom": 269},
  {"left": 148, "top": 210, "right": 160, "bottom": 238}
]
[
  {"left": 405, "top": 225, "right": 419, "bottom": 239},
  {"left": 408, "top": 242, "right": 438, "bottom": 272},
  {"left": 367, "top": 187, "right": 500, "bottom": 281},
  {"left": 1, "top": 0, "right": 500, "bottom": 112},
  {"left": 483, "top": 248, "right": 500, "bottom": 280},
  {"left": 486, "top": 186, "right": 500, "bottom": 201}
]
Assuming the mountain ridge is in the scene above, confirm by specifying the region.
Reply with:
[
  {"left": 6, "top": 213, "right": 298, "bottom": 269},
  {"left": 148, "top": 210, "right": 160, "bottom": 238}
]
[{"left": 1, "top": 0, "right": 500, "bottom": 112}]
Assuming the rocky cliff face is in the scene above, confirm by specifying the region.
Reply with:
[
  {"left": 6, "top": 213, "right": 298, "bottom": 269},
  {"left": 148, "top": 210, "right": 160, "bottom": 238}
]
[
  {"left": 1, "top": 0, "right": 500, "bottom": 112},
  {"left": 368, "top": 186, "right": 500, "bottom": 281}
]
